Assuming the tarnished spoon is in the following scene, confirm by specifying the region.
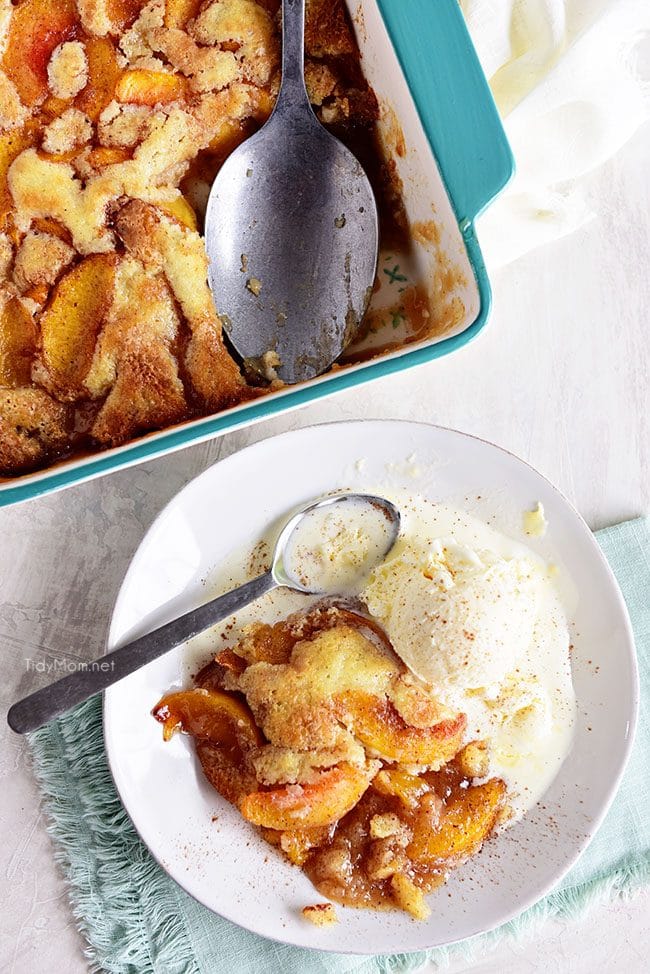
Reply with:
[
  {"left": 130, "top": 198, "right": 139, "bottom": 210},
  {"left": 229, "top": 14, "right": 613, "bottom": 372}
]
[
  {"left": 7, "top": 493, "right": 400, "bottom": 734},
  {"left": 204, "top": 0, "right": 379, "bottom": 384}
]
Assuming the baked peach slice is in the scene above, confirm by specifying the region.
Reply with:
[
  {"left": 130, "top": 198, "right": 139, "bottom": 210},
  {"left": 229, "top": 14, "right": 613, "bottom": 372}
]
[
  {"left": 0, "top": 296, "right": 37, "bottom": 387},
  {"left": 75, "top": 38, "right": 122, "bottom": 122},
  {"left": 212, "top": 648, "right": 247, "bottom": 677},
  {"left": 372, "top": 768, "right": 430, "bottom": 810},
  {"left": 106, "top": 0, "right": 147, "bottom": 32},
  {"left": 85, "top": 146, "right": 132, "bottom": 169},
  {"left": 1, "top": 0, "right": 78, "bottom": 106},
  {"left": 195, "top": 739, "right": 258, "bottom": 806},
  {"left": 390, "top": 873, "right": 431, "bottom": 921},
  {"left": 164, "top": 0, "right": 202, "bottom": 29},
  {"left": 31, "top": 217, "right": 72, "bottom": 243},
  {"left": 408, "top": 778, "right": 507, "bottom": 865},
  {"left": 152, "top": 688, "right": 263, "bottom": 748},
  {"left": 115, "top": 68, "right": 187, "bottom": 106},
  {"left": 207, "top": 118, "right": 248, "bottom": 160},
  {"left": 240, "top": 762, "right": 377, "bottom": 830},
  {"left": 39, "top": 253, "right": 117, "bottom": 399},
  {"left": 0, "top": 126, "right": 36, "bottom": 230},
  {"left": 41, "top": 95, "right": 72, "bottom": 122},
  {"left": 157, "top": 196, "right": 197, "bottom": 231},
  {"left": 337, "top": 690, "right": 467, "bottom": 767},
  {"left": 154, "top": 689, "right": 263, "bottom": 806}
]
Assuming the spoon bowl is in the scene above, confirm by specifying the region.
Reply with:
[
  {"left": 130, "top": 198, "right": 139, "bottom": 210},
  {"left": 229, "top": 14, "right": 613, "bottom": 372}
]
[
  {"left": 273, "top": 492, "right": 401, "bottom": 594},
  {"left": 204, "top": 0, "right": 379, "bottom": 384}
]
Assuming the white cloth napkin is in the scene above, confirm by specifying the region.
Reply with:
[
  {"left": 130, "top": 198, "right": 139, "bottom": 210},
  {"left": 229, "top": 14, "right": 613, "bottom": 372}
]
[{"left": 460, "top": 0, "right": 650, "bottom": 268}]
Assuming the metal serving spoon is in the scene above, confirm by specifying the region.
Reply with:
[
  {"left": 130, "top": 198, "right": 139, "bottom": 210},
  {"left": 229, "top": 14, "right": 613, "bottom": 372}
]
[
  {"left": 7, "top": 493, "right": 400, "bottom": 734},
  {"left": 204, "top": 0, "right": 379, "bottom": 384}
]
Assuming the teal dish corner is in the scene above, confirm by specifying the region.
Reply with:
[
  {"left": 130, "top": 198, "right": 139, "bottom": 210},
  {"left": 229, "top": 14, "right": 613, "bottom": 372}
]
[
  {"left": 377, "top": 0, "right": 515, "bottom": 227},
  {"left": 0, "top": 0, "right": 514, "bottom": 508}
]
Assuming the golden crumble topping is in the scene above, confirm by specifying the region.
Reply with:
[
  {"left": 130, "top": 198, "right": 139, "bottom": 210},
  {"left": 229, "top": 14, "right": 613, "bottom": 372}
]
[
  {"left": 75, "top": 0, "right": 113, "bottom": 38},
  {"left": 42, "top": 107, "right": 93, "bottom": 154},
  {"left": 97, "top": 101, "right": 151, "bottom": 147},
  {"left": 13, "top": 229, "right": 75, "bottom": 292},
  {"left": 0, "top": 0, "right": 381, "bottom": 476},
  {"left": 47, "top": 41, "right": 89, "bottom": 99}
]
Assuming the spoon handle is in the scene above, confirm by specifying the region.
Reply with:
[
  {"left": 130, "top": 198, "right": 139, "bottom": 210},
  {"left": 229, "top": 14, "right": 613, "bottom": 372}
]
[
  {"left": 7, "top": 570, "right": 277, "bottom": 735},
  {"left": 277, "top": 0, "right": 308, "bottom": 108}
]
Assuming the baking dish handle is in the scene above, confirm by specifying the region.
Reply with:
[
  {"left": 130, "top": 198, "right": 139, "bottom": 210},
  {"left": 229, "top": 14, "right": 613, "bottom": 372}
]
[{"left": 376, "top": 0, "right": 514, "bottom": 226}]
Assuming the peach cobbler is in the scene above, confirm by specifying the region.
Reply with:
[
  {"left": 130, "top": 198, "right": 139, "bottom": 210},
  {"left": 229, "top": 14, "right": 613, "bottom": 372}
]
[
  {"left": 153, "top": 601, "right": 508, "bottom": 919},
  {"left": 0, "top": 0, "right": 383, "bottom": 476}
]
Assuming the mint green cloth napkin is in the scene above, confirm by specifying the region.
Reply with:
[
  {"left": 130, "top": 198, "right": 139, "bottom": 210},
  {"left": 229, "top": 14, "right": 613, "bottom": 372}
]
[{"left": 27, "top": 517, "right": 650, "bottom": 974}]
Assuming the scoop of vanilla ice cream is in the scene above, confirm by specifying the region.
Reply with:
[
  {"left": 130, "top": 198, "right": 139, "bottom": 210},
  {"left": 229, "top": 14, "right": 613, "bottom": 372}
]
[
  {"left": 362, "top": 538, "right": 541, "bottom": 696},
  {"left": 360, "top": 501, "right": 575, "bottom": 822}
]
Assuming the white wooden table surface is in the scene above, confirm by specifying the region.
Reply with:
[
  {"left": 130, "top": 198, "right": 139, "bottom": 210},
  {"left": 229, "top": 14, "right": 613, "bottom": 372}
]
[{"left": 1, "top": 122, "right": 648, "bottom": 974}]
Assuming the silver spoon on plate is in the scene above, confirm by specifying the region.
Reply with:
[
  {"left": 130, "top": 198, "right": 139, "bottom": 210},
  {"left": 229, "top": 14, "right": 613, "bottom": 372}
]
[
  {"left": 7, "top": 493, "right": 400, "bottom": 734},
  {"left": 204, "top": 0, "right": 379, "bottom": 384}
]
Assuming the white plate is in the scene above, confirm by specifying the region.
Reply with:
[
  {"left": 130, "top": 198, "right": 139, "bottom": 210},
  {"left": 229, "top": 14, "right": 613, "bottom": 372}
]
[{"left": 103, "top": 421, "right": 638, "bottom": 953}]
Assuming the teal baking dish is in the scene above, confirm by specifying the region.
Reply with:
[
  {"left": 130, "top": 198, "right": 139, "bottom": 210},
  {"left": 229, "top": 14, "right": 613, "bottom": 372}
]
[{"left": 0, "top": 0, "right": 513, "bottom": 507}]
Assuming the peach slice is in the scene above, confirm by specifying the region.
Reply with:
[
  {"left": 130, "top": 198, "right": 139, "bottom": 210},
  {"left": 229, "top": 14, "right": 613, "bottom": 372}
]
[
  {"left": 157, "top": 196, "right": 197, "bottom": 231},
  {"left": 115, "top": 68, "right": 187, "bottom": 107},
  {"left": 85, "top": 146, "right": 132, "bottom": 169},
  {"left": 194, "top": 659, "right": 231, "bottom": 690},
  {"left": 372, "top": 768, "right": 430, "bottom": 810},
  {"left": 240, "top": 762, "right": 375, "bottom": 830},
  {"left": 0, "top": 296, "right": 37, "bottom": 387},
  {"left": 164, "top": 0, "right": 202, "bottom": 29},
  {"left": 213, "top": 648, "right": 247, "bottom": 676},
  {"left": 37, "top": 148, "right": 80, "bottom": 165},
  {"left": 408, "top": 778, "right": 507, "bottom": 865},
  {"left": 23, "top": 283, "right": 52, "bottom": 306},
  {"left": 75, "top": 37, "right": 122, "bottom": 122},
  {"left": 195, "top": 740, "right": 259, "bottom": 806},
  {"left": 107, "top": 0, "right": 147, "bottom": 32},
  {"left": 337, "top": 691, "right": 467, "bottom": 767},
  {"left": 154, "top": 687, "right": 263, "bottom": 805},
  {"left": 0, "top": 126, "right": 36, "bottom": 230},
  {"left": 207, "top": 118, "right": 247, "bottom": 159},
  {"left": 41, "top": 95, "right": 72, "bottom": 122},
  {"left": 39, "top": 253, "right": 116, "bottom": 399},
  {"left": 1, "top": 0, "right": 79, "bottom": 106},
  {"left": 31, "top": 217, "right": 72, "bottom": 243},
  {"left": 152, "top": 688, "right": 263, "bottom": 748}
]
